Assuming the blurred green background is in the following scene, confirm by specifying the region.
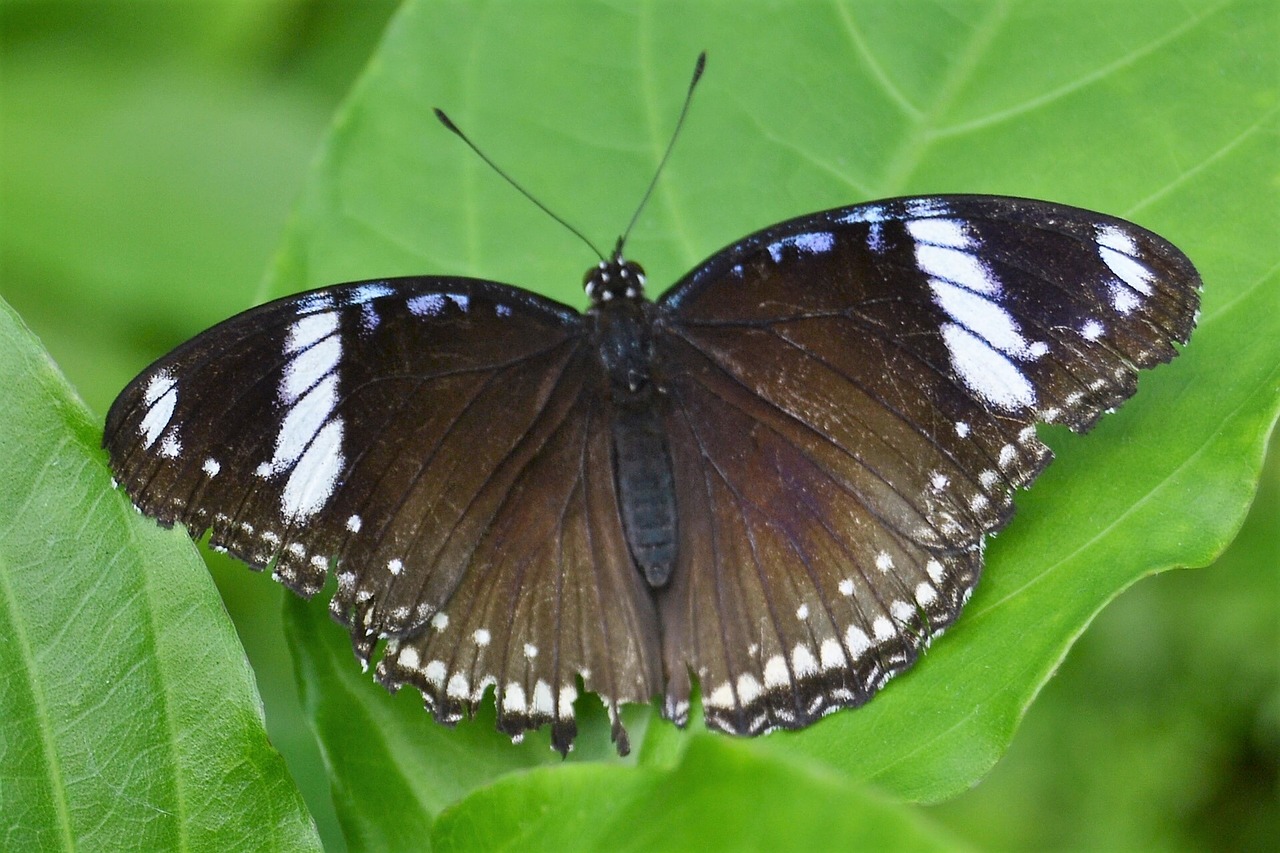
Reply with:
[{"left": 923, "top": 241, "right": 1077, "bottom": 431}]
[{"left": 2, "top": 2, "right": 1274, "bottom": 850}]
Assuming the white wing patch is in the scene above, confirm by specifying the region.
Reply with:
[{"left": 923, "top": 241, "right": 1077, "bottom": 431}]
[
  {"left": 930, "top": 279, "right": 1042, "bottom": 360},
  {"left": 940, "top": 324, "right": 1036, "bottom": 411},
  {"left": 249, "top": 310, "right": 348, "bottom": 521},
  {"left": 906, "top": 218, "right": 974, "bottom": 249},
  {"left": 916, "top": 244, "right": 1000, "bottom": 295},
  {"left": 139, "top": 370, "right": 179, "bottom": 451},
  {"left": 768, "top": 231, "right": 836, "bottom": 263},
  {"left": 280, "top": 419, "right": 344, "bottom": 521}
]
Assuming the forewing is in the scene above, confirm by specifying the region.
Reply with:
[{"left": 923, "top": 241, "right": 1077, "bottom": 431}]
[
  {"left": 655, "top": 195, "right": 1200, "bottom": 734},
  {"left": 105, "top": 276, "right": 661, "bottom": 751}
]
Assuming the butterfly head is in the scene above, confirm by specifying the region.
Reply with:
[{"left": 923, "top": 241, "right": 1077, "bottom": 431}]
[{"left": 584, "top": 254, "right": 647, "bottom": 305}]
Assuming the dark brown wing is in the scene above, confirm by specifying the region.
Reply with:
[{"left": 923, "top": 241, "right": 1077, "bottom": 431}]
[
  {"left": 104, "top": 276, "right": 661, "bottom": 752},
  {"left": 375, "top": 386, "right": 662, "bottom": 755},
  {"left": 653, "top": 195, "right": 1200, "bottom": 734}
]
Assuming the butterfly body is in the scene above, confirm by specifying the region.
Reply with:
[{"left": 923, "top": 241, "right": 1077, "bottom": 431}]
[
  {"left": 105, "top": 195, "right": 1200, "bottom": 755},
  {"left": 587, "top": 256, "right": 680, "bottom": 587}
]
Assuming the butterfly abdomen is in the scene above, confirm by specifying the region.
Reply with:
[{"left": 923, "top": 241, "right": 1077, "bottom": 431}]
[
  {"left": 611, "top": 403, "right": 678, "bottom": 588},
  {"left": 587, "top": 260, "right": 680, "bottom": 588}
]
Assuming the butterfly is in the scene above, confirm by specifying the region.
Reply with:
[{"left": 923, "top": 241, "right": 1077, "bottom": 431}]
[{"left": 103, "top": 58, "right": 1201, "bottom": 756}]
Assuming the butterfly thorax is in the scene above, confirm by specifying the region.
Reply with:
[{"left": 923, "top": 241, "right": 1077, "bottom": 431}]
[{"left": 585, "top": 255, "right": 678, "bottom": 588}]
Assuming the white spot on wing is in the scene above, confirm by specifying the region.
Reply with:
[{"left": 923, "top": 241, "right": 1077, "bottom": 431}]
[
  {"left": 926, "top": 559, "right": 945, "bottom": 584},
  {"left": 503, "top": 682, "right": 527, "bottom": 714},
  {"left": 873, "top": 616, "right": 895, "bottom": 641},
  {"left": 906, "top": 218, "right": 973, "bottom": 249},
  {"left": 875, "top": 551, "right": 894, "bottom": 572},
  {"left": 431, "top": 612, "right": 449, "bottom": 631},
  {"left": 399, "top": 647, "right": 421, "bottom": 670},
  {"left": 295, "top": 292, "right": 335, "bottom": 315},
  {"left": 931, "top": 279, "right": 1034, "bottom": 358},
  {"left": 770, "top": 231, "right": 835, "bottom": 260},
  {"left": 763, "top": 654, "right": 789, "bottom": 688},
  {"left": 473, "top": 628, "right": 491, "bottom": 647},
  {"left": 282, "top": 335, "right": 341, "bottom": 404},
  {"left": 285, "top": 312, "right": 338, "bottom": 355},
  {"left": 837, "top": 204, "right": 887, "bottom": 224},
  {"left": 1081, "top": 318, "right": 1105, "bottom": 340},
  {"left": 916, "top": 244, "right": 1000, "bottom": 295},
  {"left": 867, "top": 222, "right": 886, "bottom": 253},
  {"left": 424, "top": 660, "right": 446, "bottom": 686},
  {"left": 346, "top": 283, "right": 394, "bottom": 305},
  {"left": 139, "top": 370, "right": 179, "bottom": 450},
  {"left": 532, "top": 680, "right": 554, "bottom": 716},
  {"left": 999, "top": 444, "right": 1018, "bottom": 469},
  {"left": 940, "top": 323, "right": 1036, "bottom": 411},
  {"left": 280, "top": 419, "right": 344, "bottom": 520},
  {"left": 706, "top": 682, "right": 735, "bottom": 709},
  {"left": 1108, "top": 281, "right": 1140, "bottom": 314},
  {"left": 263, "top": 374, "right": 341, "bottom": 476},
  {"left": 819, "top": 638, "right": 844, "bottom": 670},
  {"left": 795, "top": 604, "right": 809, "bottom": 620},
  {"left": 838, "top": 578, "right": 854, "bottom": 596},
  {"left": 557, "top": 684, "right": 577, "bottom": 717},
  {"left": 472, "top": 674, "right": 496, "bottom": 703},
  {"left": 523, "top": 643, "right": 538, "bottom": 659},
  {"left": 407, "top": 293, "right": 447, "bottom": 316},
  {"left": 159, "top": 435, "right": 181, "bottom": 458},
  {"left": 1097, "top": 224, "right": 1137, "bottom": 254},
  {"left": 1098, "top": 225, "right": 1154, "bottom": 295},
  {"left": 447, "top": 673, "right": 469, "bottom": 699},
  {"left": 388, "top": 558, "right": 403, "bottom": 576},
  {"left": 844, "top": 626, "right": 871, "bottom": 658},
  {"left": 791, "top": 644, "right": 818, "bottom": 677},
  {"left": 346, "top": 514, "right": 362, "bottom": 532},
  {"left": 736, "top": 674, "right": 763, "bottom": 704},
  {"left": 904, "top": 198, "right": 950, "bottom": 217},
  {"left": 202, "top": 458, "right": 220, "bottom": 477}
]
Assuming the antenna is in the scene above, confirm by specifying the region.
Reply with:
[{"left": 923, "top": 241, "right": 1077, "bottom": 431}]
[
  {"left": 617, "top": 51, "right": 707, "bottom": 256},
  {"left": 434, "top": 51, "right": 707, "bottom": 263},
  {"left": 434, "top": 108, "right": 607, "bottom": 260}
]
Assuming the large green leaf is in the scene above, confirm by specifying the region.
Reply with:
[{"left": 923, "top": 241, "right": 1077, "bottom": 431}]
[
  {"left": 8, "top": 0, "right": 1265, "bottom": 847},
  {"left": 0, "top": 6, "right": 396, "bottom": 846},
  {"left": 275, "top": 0, "right": 1278, "bottom": 831},
  {"left": 0, "top": 298, "right": 320, "bottom": 850},
  {"left": 282, "top": 593, "right": 653, "bottom": 848},
  {"left": 430, "top": 735, "right": 966, "bottom": 852}
]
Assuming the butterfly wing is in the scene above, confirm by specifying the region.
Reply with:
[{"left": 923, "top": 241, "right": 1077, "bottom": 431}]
[
  {"left": 104, "top": 277, "right": 661, "bottom": 753},
  {"left": 653, "top": 195, "right": 1200, "bottom": 734}
]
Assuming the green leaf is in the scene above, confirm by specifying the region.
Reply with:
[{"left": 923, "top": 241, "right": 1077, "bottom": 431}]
[
  {"left": 0, "top": 298, "right": 320, "bottom": 850},
  {"left": 430, "top": 735, "right": 967, "bottom": 852},
  {"left": 278, "top": 0, "right": 1278, "bottom": 827},
  {"left": 283, "top": 595, "right": 655, "bottom": 847}
]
